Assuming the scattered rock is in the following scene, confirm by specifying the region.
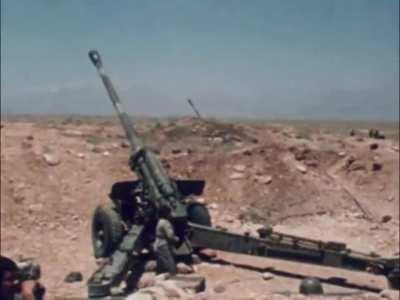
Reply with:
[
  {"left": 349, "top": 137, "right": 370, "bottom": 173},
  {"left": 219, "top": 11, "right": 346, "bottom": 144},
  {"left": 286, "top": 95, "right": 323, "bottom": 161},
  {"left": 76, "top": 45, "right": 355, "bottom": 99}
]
[
  {"left": 262, "top": 272, "right": 274, "bottom": 280},
  {"left": 77, "top": 152, "right": 86, "bottom": 159},
  {"left": 121, "top": 141, "right": 130, "bottom": 148},
  {"left": 346, "top": 155, "right": 356, "bottom": 166},
  {"left": 255, "top": 175, "right": 273, "bottom": 184},
  {"left": 379, "top": 289, "right": 400, "bottom": 300},
  {"left": 42, "top": 153, "right": 60, "bottom": 166},
  {"left": 138, "top": 273, "right": 156, "bottom": 289},
  {"left": 372, "top": 162, "right": 383, "bottom": 171},
  {"left": 338, "top": 151, "right": 347, "bottom": 157},
  {"left": 208, "top": 203, "right": 218, "bottom": 210},
  {"left": 88, "top": 143, "right": 103, "bottom": 153},
  {"left": 126, "top": 292, "right": 153, "bottom": 300},
  {"left": 212, "top": 137, "right": 224, "bottom": 144},
  {"left": 224, "top": 215, "right": 235, "bottom": 223},
  {"left": 230, "top": 172, "right": 245, "bottom": 180},
  {"left": 169, "top": 274, "right": 206, "bottom": 293},
  {"left": 233, "top": 164, "right": 246, "bottom": 172},
  {"left": 392, "top": 146, "right": 399, "bottom": 152},
  {"left": 171, "top": 148, "right": 182, "bottom": 154},
  {"left": 191, "top": 254, "right": 202, "bottom": 265},
  {"left": 21, "top": 140, "right": 32, "bottom": 149},
  {"left": 370, "top": 143, "right": 379, "bottom": 150},
  {"left": 103, "top": 151, "right": 110, "bottom": 156},
  {"left": 177, "top": 262, "right": 194, "bottom": 274},
  {"left": 26, "top": 135, "right": 34, "bottom": 140},
  {"left": 296, "top": 165, "right": 307, "bottom": 174},
  {"left": 213, "top": 284, "right": 226, "bottom": 293},
  {"left": 144, "top": 260, "right": 157, "bottom": 272},
  {"left": 63, "top": 130, "right": 84, "bottom": 137},
  {"left": 64, "top": 271, "right": 83, "bottom": 283},
  {"left": 196, "top": 198, "right": 205, "bottom": 204},
  {"left": 304, "top": 159, "right": 319, "bottom": 168},
  {"left": 200, "top": 249, "right": 218, "bottom": 258},
  {"left": 381, "top": 215, "right": 392, "bottom": 223}
]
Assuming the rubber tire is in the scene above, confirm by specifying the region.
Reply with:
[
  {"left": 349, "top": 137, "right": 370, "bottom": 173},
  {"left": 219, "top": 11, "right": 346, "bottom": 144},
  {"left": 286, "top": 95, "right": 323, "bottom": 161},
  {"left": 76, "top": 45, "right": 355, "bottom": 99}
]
[
  {"left": 187, "top": 203, "right": 212, "bottom": 227},
  {"left": 92, "top": 205, "right": 124, "bottom": 258}
]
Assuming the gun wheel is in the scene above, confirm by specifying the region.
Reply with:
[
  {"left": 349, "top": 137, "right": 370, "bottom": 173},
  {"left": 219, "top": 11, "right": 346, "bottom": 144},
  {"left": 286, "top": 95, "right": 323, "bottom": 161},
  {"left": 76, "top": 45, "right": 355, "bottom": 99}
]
[{"left": 92, "top": 205, "right": 124, "bottom": 258}]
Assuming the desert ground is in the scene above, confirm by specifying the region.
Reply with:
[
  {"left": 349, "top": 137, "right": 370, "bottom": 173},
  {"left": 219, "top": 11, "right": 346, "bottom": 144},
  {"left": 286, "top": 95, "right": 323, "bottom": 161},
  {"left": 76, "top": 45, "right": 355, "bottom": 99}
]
[{"left": 1, "top": 116, "right": 399, "bottom": 299}]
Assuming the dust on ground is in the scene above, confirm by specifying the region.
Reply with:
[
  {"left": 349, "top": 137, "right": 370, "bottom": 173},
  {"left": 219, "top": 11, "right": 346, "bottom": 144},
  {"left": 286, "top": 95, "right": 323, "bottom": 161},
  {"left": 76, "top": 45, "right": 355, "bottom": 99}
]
[{"left": 1, "top": 117, "right": 399, "bottom": 299}]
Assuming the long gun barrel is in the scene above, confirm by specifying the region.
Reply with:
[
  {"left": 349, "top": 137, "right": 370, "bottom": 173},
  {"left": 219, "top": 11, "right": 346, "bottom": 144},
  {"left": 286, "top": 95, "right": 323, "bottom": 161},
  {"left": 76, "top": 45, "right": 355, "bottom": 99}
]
[
  {"left": 187, "top": 98, "right": 202, "bottom": 118},
  {"left": 88, "top": 50, "right": 185, "bottom": 216},
  {"left": 89, "top": 50, "right": 143, "bottom": 152}
]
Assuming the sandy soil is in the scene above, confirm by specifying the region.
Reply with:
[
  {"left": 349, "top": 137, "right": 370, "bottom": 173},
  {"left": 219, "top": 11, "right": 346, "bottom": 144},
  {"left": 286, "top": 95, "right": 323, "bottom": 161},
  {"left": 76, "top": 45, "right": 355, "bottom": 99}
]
[{"left": 1, "top": 117, "right": 398, "bottom": 299}]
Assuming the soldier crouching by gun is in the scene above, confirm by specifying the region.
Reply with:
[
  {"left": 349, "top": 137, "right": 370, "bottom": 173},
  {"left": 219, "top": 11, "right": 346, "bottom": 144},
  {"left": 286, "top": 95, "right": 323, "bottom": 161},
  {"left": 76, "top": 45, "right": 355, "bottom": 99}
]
[
  {"left": 0, "top": 256, "right": 45, "bottom": 300},
  {"left": 153, "top": 205, "right": 180, "bottom": 276}
]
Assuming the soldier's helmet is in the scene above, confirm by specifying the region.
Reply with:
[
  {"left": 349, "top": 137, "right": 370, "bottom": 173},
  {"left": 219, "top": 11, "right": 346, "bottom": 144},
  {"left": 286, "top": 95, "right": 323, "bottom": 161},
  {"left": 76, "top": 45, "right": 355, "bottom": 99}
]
[{"left": 299, "top": 277, "right": 324, "bottom": 295}]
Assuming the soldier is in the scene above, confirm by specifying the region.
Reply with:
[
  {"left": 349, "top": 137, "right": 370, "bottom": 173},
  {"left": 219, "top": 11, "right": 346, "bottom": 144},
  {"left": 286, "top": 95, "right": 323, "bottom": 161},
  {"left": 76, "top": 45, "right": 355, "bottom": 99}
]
[
  {"left": 153, "top": 205, "right": 179, "bottom": 275},
  {"left": 0, "top": 256, "right": 44, "bottom": 300}
]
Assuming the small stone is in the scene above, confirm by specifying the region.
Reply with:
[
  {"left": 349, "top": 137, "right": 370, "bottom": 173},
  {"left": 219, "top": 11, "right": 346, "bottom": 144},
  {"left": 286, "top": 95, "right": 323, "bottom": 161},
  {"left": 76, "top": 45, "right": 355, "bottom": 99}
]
[
  {"left": 213, "top": 284, "right": 226, "bottom": 293},
  {"left": 372, "top": 162, "right": 382, "bottom": 171},
  {"left": 296, "top": 165, "right": 307, "bottom": 174},
  {"left": 196, "top": 198, "right": 205, "bottom": 204},
  {"left": 200, "top": 249, "right": 218, "bottom": 258},
  {"left": 144, "top": 260, "right": 157, "bottom": 272},
  {"left": 64, "top": 130, "right": 84, "bottom": 137},
  {"left": 191, "top": 254, "right": 202, "bottom": 265},
  {"left": 43, "top": 153, "right": 60, "bottom": 166},
  {"left": 103, "top": 151, "right": 110, "bottom": 156},
  {"left": 262, "top": 272, "right": 274, "bottom": 280},
  {"left": 379, "top": 289, "right": 400, "bottom": 300},
  {"left": 304, "top": 159, "right": 319, "bottom": 167},
  {"left": 369, "top": 143, "right": 379, "bottom": 150},
  {"left": 212, "top": 137, "right": 223, "bottom": 144},
  {"left": 225, "top": 215, "right": 235, "bottom": 223},
  {"left": 256, "top": 175, "right": 273, "bottom": 184},
  {"left": 230, "top": 172, "right": 245, "bottom": 180},
  {"left": 233, "top": 164, "right": 246, "bottom": 172},
  {"left": 171, "top": 148, "right": 182, "bottom": 154},
  {"left": 208, "top": 203, "right": 218, "bottom": 210},
  {"left": 126, "top": 293, "right": 153, "bottom": 300},
  {"left": 338, "top": 151, "right": 347, "bottom": 157},
  {"left": 137, "top": 273, "right": 156, "bottom": 288},
  {"left": 64, "top": 271, "right": 83, "bottom": 283},
  {"left": 176, "top": 262, "right": 194, "bottom": 274},
  {"left": 381, "top": 215, "right": 392, "bottom": 223},
  {"left": 121, "top": 141, "right": 130, "bottom": 148},
  {"left": 392, "top": 146, "right": 399, "bottom": 152},
  {"left": 77, "top": 152, "right": 86, "bottom": 158},
  {"left": 169, "top": 274, "right": 206, "bottom": 293}
]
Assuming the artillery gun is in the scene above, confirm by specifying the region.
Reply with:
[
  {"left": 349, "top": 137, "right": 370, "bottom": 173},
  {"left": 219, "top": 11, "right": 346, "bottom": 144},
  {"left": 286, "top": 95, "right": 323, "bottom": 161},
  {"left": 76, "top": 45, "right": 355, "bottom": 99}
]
[
  {"left": 187, "top": 98, "right": 202, "bottom": 118},
  {"left": 87, "top": 50, "right": 399, "bottom": 299}
]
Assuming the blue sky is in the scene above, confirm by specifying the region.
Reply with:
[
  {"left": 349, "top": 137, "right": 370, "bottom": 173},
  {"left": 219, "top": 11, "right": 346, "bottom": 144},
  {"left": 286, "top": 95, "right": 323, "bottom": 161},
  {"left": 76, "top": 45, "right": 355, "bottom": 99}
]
[{"left": 1, "top": 0, "right": 399, "bottom": 120}]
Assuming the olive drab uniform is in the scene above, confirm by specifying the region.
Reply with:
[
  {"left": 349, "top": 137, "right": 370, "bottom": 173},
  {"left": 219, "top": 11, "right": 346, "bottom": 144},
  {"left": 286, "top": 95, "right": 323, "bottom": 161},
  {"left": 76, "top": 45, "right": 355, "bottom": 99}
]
[{"left": 153, "top": 218, "right": 179, "bottom": 275}]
